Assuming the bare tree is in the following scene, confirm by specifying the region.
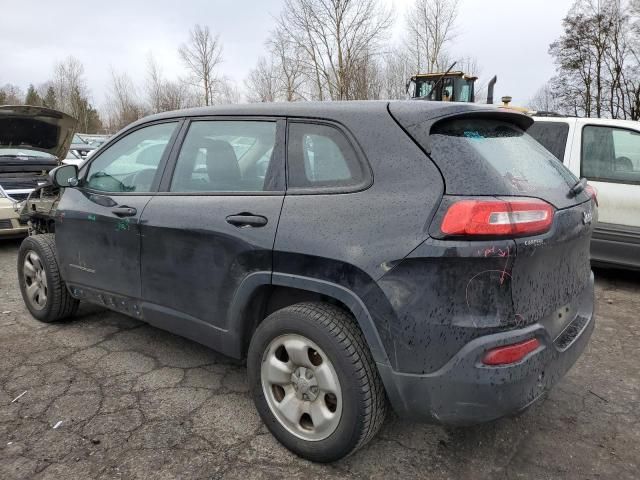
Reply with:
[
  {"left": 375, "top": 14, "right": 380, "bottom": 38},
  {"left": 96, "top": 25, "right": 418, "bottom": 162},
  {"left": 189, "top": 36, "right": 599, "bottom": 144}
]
[
  {"left": 276, "top": 0, "right": 392, "bottom": 100},
  {"left": 550, "top": 3, "right": 600, "bottom": 116},
  {"left": 0, "top": 84, "right": 24, "bottom": 105},
  {"left": 178, "top": 25, "right": 224, "bottom": 106},
  {"left": 52, "top": 57, "right": 86, "bottom": 115},
  {"left": 211, "top": 77, "right": 241, "bottom": 105},
  {"left": 405, "top": 0, "right": 459, "bottom": 73},
  {"left": 105, "top": 70, "right": 146, "bottom": 131},
  {"left": 351, "top": 51, "right": 383, "bottom": 100},
  {"left": 245, "top": 57, "right": 279, "bottom": 102},
  {"left": 584, "top": 0, "right": 615, "bottom": 117},
  {"left": 51, "top": 57, "right": 102, "bottom": 131},
  {"left": 147, "top": 54, "right": 165, "bottom": 113},
  {"left": 252, "top": 0, "right": 465, "bottom": 102},
  {"left": 528, "top": 82, "right": 563, "bottom": 112},
  {"left": 269, "top": 27, "right": 307, "bottom": 101},
  {"left": 146, "top": 54, "right": 193, "bottom": 112},
  {"left": 455, "top": 56, "right": 481, "bottom": 77},
  {"left": 603, "top": 0, "right": 628, "bottom": 118},
  {"left": 601, "top": 0, "right": 640, "bottom": 119},
  {"left": 625, "top": 0, "right": 640, "bottom": 118},
  {"left": 378, "top": 49, "right": 413, "bottom": 99},
  {"left": 164, "top": 81, "right": 196, "bottom": 110},
  {"left": 246, "top": 25, "right": 308, "bottom": 103},
  {"left": 549, "top": 0, "right": 640, "bottom": 119}
]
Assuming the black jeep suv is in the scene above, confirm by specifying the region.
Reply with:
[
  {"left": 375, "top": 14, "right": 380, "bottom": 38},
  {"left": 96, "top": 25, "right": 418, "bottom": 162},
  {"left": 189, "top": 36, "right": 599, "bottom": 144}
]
[{"left": 18, "top": 101, "right": 596, "bottom": 462}]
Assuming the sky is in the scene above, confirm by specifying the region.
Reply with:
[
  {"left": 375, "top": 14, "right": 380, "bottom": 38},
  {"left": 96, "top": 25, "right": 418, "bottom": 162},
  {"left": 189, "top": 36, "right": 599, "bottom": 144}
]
[{"left": 0, "top": 0, "right": 574, "bottom": 108}]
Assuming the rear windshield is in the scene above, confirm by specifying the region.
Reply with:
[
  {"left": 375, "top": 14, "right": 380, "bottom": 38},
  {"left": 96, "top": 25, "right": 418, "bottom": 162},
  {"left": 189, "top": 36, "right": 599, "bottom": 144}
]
[{"left": 429, "top": 118, "right": 579, "bottom": 208}]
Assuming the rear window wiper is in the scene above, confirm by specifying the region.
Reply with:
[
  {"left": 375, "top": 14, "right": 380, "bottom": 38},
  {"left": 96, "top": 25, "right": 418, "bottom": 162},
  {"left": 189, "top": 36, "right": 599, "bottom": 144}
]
[{"left": 570, "top": 177, "right": 587, "bottom": 196}]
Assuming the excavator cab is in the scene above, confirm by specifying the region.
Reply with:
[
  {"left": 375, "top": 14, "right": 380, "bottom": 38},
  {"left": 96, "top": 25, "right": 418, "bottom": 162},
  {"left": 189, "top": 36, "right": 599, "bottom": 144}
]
[
  {"left": 407, "top": 64, "right": 498, "bottom": 104},
  {"left": 407, "top": 71, "right": 477, "bottom": 102}
]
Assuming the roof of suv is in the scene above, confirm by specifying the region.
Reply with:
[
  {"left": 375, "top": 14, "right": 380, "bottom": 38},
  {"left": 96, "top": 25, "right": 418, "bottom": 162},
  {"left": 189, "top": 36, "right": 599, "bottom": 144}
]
[{"left": 131, "top": 100, "right": 520, "bottom": 128}]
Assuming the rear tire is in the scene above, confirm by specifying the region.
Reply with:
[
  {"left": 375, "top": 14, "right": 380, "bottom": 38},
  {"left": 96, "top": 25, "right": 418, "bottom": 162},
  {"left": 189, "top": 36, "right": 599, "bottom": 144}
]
[
  {"left": 17, "top": 234, "right": 79, "bottom": 323},
  {"left": 247, "top": 302, "right": 387, "bottom": 462}
]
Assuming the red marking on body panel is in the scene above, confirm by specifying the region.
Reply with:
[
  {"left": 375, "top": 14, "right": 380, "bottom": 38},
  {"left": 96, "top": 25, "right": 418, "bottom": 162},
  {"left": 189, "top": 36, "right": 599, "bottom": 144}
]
[
  {"left": 483, "top": 246, "right": 497, "bottom": 257},
  {"left": 499, "top": 246, "right": 511, "bottom": 285},
  {"left": 465, "top": 269, "right": 513, "bottom": 328},
  {"left": 514, "top": 314, "right": 526, "bottom": 327}
]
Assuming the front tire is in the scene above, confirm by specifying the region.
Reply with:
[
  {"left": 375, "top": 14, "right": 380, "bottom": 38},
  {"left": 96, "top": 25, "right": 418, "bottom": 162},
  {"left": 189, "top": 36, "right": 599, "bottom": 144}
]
[
  {"left": 247, "top": 302, "right": 387, "bottom": 462},
  {"left": 17, "top": 234, "right": 79, "bottom": 323}
]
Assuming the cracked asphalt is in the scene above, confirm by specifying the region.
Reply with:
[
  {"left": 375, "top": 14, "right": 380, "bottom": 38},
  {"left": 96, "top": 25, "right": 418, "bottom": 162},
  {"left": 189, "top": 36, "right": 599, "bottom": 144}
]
[{"left": 0, "top": 238, "right": 639, "bottom": 480}]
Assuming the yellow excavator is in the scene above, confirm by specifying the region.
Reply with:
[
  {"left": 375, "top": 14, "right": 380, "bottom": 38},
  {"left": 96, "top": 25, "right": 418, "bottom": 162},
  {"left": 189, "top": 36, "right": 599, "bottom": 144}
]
[
  {"left": 407, "top": 62, "right": 497, "bottom": 104},
  {"left": 407, "top": 63, "right": 533, "bottom": 114}
]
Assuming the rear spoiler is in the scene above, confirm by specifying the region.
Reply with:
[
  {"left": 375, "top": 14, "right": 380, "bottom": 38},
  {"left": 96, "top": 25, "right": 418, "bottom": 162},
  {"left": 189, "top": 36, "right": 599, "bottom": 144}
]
[{"left": 389, "top": 105, "right": 534, "bottom": 154}]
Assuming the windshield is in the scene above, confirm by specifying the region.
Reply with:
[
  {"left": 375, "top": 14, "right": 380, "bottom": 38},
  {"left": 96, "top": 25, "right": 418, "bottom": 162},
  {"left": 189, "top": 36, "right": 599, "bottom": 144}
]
[
  {"left": 73, "top": 134, "right": 88, "bottom": 144},
  {"left": 415, "top": 79, "right": 436, "bottom": 99},
  {"left": 0, "top": 148, "right": 56, "bottom": 159},
  {"left": 413, "top": 77, "right": 474, "bottom": 102}
]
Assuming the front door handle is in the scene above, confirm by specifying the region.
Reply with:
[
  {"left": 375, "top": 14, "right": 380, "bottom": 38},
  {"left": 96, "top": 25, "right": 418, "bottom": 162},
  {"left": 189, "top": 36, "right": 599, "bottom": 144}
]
[
  {"left": 226, "top": 213, "right": 268, "bottom": 227},
  {"left": 112, "top": 206, "right": 137, "bottom": 217}
]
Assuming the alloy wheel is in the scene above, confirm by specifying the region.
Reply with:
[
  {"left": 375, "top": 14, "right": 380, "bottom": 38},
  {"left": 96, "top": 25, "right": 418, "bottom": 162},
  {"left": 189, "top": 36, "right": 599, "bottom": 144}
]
[
  {"left": 261, "top": 334, "right": 343, "bottom": 441},
  {"left": 23, "top": 250, "right": 48, "bottom": 310}
]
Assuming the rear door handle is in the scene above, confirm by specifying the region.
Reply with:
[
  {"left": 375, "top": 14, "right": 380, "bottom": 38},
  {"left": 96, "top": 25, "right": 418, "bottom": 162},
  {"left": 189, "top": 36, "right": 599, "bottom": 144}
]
[
  {"left": 226, "top": 213, "right": 268, "bottom": 227},
  {"left": 112, "top": 206, "right": 137, "bottom": 217}
]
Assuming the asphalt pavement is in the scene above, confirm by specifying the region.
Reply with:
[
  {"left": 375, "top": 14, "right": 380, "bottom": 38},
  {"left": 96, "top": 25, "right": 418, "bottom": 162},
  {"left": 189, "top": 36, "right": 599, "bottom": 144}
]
[{"left": 1, "top": 238, "right": 638, "bottom": 479}]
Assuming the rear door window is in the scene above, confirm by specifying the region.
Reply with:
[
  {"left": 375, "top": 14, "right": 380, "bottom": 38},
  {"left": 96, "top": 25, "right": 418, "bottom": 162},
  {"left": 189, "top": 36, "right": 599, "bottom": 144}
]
[
  {"left": 286, "top": 122, "right": 368, "bottom": 191},
  {"left": 170, "top": 121, "right": 278, "bottom": 192},
  {"left": 527, "top": 121, "right": 570, "bottom": 161},
  {"left": 581, "top": 125, "right": 640, "bottom": 185},
  {"left": 429, "top": 118, "right": 580, "bottom": 208}
]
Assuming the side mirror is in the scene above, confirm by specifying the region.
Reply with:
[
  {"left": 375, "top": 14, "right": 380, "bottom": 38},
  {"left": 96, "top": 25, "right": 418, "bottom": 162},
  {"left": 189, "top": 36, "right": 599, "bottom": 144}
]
[{"left": 50, "top": 164, "right": 79, "bottom": 188}]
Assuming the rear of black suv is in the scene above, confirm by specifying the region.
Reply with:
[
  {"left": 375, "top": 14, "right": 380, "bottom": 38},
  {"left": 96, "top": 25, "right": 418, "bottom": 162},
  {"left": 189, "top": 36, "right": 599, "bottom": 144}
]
[{"left": 374, "top": 103, "right": 596, "bottom": 424}]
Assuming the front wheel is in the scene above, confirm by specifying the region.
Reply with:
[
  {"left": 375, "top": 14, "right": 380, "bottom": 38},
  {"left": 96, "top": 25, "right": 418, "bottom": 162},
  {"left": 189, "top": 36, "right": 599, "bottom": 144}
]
[
  {"left": 247, "top": 302, "right": 387, "bottom": 462},
  {"left": 17, "top": 234, "right": 79, "bottom": 322}
]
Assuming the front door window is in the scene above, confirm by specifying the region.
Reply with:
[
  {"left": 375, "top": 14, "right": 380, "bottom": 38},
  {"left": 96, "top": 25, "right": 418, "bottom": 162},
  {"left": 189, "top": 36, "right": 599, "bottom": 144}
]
[{"left": 85, "top": 122, "right": 178, "bottom": 192}]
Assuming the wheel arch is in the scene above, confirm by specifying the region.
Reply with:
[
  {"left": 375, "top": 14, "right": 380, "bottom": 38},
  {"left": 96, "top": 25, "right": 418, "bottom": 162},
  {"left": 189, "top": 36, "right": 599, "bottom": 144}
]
[{"left": 228, "top": 272, "right": 391, "bottom": 366}]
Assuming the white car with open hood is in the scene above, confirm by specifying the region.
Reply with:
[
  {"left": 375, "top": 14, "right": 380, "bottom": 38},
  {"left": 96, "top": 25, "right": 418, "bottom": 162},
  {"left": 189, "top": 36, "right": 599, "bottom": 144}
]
[{"left": 0, "top": 106, "right": 76, "bottom": 237}]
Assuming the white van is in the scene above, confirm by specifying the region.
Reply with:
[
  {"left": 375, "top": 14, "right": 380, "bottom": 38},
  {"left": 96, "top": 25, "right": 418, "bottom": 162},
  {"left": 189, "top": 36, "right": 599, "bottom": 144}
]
[{"left": 529, "top": 116, "right": 640, "bottom": 269}]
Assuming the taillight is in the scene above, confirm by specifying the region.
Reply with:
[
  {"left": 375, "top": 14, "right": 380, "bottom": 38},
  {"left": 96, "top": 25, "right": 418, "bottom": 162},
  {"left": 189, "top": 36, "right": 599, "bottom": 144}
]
[
  {"left": 585, "top": 184, "right": 598, "bottom": 206},
  {"left": 482, "top": 338, "right": 541, "bottom": 366},
  {"left": 440, "top": 198, "right": 554, "bottom": 237}
]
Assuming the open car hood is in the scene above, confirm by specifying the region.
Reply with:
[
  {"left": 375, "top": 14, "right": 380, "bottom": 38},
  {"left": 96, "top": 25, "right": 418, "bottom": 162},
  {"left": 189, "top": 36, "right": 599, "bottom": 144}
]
[{"left": 0, "top": 105, "right": 77, "bottom": 159}]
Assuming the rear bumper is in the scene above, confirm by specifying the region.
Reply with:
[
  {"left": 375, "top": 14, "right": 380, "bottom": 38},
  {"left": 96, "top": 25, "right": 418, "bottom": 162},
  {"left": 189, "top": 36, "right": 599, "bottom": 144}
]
[{"left": 379, "top": 273, "right": 595, "bottom": 425}]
